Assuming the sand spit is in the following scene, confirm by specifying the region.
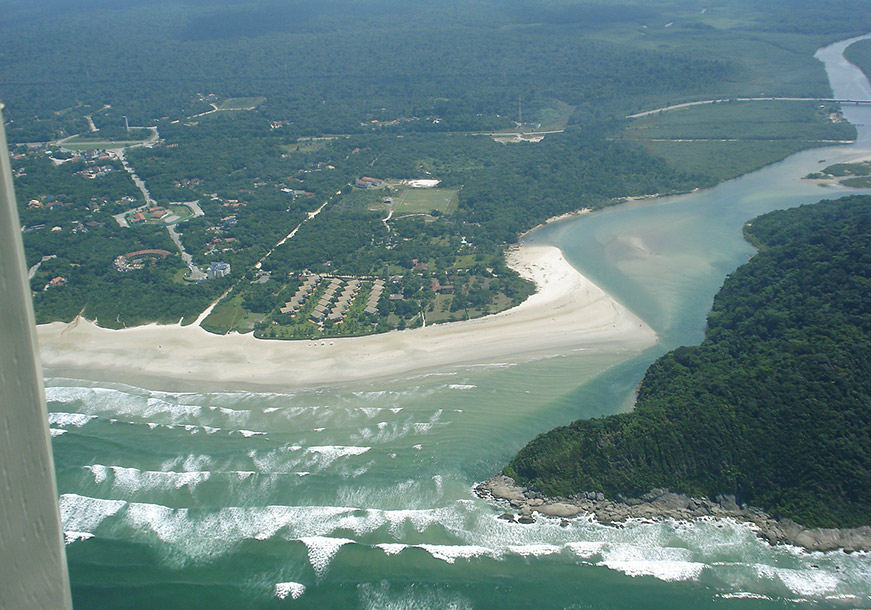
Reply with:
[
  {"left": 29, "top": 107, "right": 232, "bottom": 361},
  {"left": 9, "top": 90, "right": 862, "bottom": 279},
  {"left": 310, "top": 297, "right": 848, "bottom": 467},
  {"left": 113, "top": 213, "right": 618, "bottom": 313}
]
[{"left": 37, "top": 245, "right": 656, "bottom": 391}]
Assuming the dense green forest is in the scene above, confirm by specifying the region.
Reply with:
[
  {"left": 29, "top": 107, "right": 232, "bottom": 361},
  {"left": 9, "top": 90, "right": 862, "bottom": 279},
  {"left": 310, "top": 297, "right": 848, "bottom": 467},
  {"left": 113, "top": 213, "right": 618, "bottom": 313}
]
[
  {"left": 844, "top": 37, "right": 871, "bottom": 83},
  {"left": 505, "top": 196, "right": 871, "bottom": 529}
]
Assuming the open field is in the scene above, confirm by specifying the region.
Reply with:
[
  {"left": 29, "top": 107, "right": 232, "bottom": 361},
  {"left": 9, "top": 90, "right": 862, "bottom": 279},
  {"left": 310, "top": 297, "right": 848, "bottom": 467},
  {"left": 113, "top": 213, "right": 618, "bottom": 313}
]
[
  {"left": 626, "top": 100, "right": 856, "bottom": 183},
  {"left": 390, "top": 187, "right": 459, "bottom": 215},
  {"left": 217, "top": 97, "right": 266, "bottom": 110},
  {"left": 346, "top": 185, "right": 459, "bottom": 216},
  {"left": 281, "top": 138, "right": 332, "bottom": 154},
  {"left": 200, "top": 294, "right": 264, "bottom": 334},
  {"left": 530, "top": 100, "right": 574, "bottom": 132},
  {"left": 640, "top": 139, "right": 840, "bottom": 183},
  {"left": 626, "top": 100, "right": 853, "bottom": 141}
]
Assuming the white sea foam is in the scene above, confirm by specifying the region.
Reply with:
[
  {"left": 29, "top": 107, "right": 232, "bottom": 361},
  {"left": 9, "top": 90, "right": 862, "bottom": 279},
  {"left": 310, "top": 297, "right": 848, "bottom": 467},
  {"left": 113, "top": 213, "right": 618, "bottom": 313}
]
[
  {"left": 59, "top": 493, "right": 126, "bottom": 533},
  {"left": 49, "top": 412, "right": 97, "bottom": 427},
  {"left": 236, "top": 429, "right": 266, "bottom": 438},
  {"left": 719, "top": 592, "right": 774, "bottom": 600},
  {"left": 389, "top": 408, "right": 403, "bottom": 414},
  {"left": 306, "top": 446, "right": 371, "bottom": 467},
  {"left": 125, "top": 502, "right": 191, "bottom": 543},
  {"left": 598, "top": 544, "right": 705, "bottom": 582},
  {"left": 111, "top": 466, "right": 211, "bottom": 492},
  {"left": 358, "top": 582, "right": 474, "bottom": 610},
  {"left": 377, "top": 543, "right": 408, "bottom": 556},
  {"left": 63, "top": 531, "right": 95, "bottom": 545},
  {"left": 50, "top": 428, "right": 68, "bottom": 436},
  {"left": 274, "top": 582, "right": 306, "bottom": 600},
  {"left": 182, "top": 454, "right": 212, "bottom": 472},
  {"left": 598, "top": 559, "right": 706, "bottom": 582},
  {"left": 564, "top": 541, "right": 605, "bottom": 559},
  {"left": 85, "top": 464, "right": 109, "bottom": 484},
  {"left": 448, "top": 384, "right": 476, "bottom": 390},
  {"left": 416, "top": 544, "right": 500, "bottom": 564},
  {"left": 756, "top": 565, "right": 840, "bottom": 597},
  {"left": 297, "top": 536, "right": 354, "bottom": 579},
  {"left": 507, "top": 544, "right": 561, "bottom": 557}
]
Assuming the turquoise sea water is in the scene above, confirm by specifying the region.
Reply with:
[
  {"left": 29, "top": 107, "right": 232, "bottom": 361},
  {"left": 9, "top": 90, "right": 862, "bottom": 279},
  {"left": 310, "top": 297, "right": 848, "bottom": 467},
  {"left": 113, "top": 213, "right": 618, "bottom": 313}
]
[{"left": 49, "top": 36, "right": 871, "bottom": 608}]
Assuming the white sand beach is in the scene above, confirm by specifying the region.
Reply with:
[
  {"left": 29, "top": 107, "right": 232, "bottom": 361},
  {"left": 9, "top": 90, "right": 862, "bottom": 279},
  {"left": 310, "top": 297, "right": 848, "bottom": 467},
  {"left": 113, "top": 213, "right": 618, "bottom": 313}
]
[{"left": 36, "top": 245, "right": 656, "bottom": 390}]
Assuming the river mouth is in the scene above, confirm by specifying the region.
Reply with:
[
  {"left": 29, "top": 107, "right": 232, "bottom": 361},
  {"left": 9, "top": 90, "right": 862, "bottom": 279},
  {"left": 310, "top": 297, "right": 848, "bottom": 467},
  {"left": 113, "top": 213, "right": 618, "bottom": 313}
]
[{"left": 51, "top": 34, "right": 871, "bottom": 609}]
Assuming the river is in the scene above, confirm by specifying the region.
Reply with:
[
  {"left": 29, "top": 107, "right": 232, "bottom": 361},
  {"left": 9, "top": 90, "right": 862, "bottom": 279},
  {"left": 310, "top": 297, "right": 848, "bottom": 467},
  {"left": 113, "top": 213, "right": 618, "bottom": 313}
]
[{"left": 49, "top": 36, "right": 871, "bottom": 609}]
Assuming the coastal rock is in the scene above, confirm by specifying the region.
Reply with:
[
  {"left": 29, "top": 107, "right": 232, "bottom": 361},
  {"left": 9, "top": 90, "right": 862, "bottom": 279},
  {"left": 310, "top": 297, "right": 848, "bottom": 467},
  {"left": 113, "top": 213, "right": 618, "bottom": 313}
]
[
  {"left": 517, "top": 515, "right": 536, "bottom": 524},
  {"left": 538, "top": 502, "right": 584, "bottom": 518},
  {"left": 475, "top": 475, "right": 871, "bottom": 552}
]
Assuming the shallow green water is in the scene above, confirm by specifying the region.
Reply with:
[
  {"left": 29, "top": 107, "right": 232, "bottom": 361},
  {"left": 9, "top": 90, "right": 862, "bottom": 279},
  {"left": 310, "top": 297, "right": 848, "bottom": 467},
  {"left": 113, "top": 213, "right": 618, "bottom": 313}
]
[{"left": 49, "top": 36, "right": 871, "bottom": 608}]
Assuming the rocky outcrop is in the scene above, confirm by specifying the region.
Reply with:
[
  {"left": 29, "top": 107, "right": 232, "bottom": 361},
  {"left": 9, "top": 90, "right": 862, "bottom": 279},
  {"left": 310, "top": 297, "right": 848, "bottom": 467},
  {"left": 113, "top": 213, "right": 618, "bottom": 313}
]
[{"left": 475, "top": 475, "right": 871, "bottom": 553}]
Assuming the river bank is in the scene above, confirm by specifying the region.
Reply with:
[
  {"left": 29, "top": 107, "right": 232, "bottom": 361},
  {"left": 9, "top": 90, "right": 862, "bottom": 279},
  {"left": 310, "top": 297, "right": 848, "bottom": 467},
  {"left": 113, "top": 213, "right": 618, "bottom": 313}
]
[
  {"left": 476, "top": 475, "right": 871, "bottom": 553},
  {"left": 37, "top": 244, "right": 655, "bottom": 391}
]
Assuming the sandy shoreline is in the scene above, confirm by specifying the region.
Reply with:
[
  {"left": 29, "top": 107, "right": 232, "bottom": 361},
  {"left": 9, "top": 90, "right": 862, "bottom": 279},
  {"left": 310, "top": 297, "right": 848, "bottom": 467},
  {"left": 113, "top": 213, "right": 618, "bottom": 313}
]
[{"left": 37, "top": 244, "right": 656, "bottom": 391}]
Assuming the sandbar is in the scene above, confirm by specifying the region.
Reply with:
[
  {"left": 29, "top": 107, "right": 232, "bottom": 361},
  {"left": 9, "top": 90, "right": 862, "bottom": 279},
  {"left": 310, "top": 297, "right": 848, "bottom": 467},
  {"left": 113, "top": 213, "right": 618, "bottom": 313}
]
[{"left": 36, "top": 244, "right": 656, "bottom": 391}]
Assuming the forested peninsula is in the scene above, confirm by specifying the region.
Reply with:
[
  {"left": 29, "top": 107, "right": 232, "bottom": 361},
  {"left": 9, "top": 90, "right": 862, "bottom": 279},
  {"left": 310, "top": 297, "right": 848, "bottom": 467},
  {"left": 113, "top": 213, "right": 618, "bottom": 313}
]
[{"left": 490, "top": 195, "right": 871, "bottom": 547}]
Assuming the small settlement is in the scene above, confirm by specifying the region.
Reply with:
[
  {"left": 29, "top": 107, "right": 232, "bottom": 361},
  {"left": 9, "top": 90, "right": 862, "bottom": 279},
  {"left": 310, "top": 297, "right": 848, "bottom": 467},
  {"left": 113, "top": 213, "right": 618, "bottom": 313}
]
[{"left": 279, "top": 274, "right": 386, "bottom": 327}]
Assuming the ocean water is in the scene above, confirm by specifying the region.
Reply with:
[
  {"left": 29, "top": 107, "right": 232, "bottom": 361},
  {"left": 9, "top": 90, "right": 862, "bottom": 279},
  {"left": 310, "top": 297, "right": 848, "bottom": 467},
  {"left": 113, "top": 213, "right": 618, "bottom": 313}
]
[{"left": 48, "top": 36, "right": 871, "bottom": 608}]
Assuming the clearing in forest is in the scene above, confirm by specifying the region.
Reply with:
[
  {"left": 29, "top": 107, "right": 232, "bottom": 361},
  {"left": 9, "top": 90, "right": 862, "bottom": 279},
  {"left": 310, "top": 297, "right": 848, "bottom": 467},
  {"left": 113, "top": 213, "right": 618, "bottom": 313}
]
[{"left": 217, "top": 97, "right": 267, "bottom": 110}]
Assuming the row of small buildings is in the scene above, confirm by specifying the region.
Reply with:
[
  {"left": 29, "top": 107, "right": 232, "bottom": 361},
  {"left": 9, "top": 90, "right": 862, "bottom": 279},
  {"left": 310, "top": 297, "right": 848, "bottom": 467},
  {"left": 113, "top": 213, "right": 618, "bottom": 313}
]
[
  {"left": 280, "top": 274, "right": 321, "bottom": 315},
  {"left": 364, "top": 280, "right": 385, "bottom": 315},
  {"left": 311, "top": 278, "right": 361, "bottom": 324},
  {"left": 279, "top": 275, "right": 385, "bottom": 325}
]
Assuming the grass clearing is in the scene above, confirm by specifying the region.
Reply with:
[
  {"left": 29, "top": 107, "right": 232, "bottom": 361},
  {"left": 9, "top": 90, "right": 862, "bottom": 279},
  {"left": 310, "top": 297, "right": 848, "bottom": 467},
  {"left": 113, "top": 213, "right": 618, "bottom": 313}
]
[
  {"left": 531, "top": 100, "right": 574, "bottom": 132},
  {"left": 627, "top": 100, "right": 856, "bottom": 183},
  {"left": 281, "top": 138, "right": 331, "bottom": 154},
  {"left": 640, "top": 139, "right": 840, "bottom": 183},
  {"left": 626, "top": 100, "right": 854, "bottom": 141},
  {"left": 217, "top": 97, "right": 266, "bottom": 110},
  {"left": 201, "top": 293, "right": 263, "bottom": 334},
  {"left": 391, "top": 188, "right": 459, "bottom": 215},
  {"left": 354, "top": 185, "right": 459, "bottom": 216}
]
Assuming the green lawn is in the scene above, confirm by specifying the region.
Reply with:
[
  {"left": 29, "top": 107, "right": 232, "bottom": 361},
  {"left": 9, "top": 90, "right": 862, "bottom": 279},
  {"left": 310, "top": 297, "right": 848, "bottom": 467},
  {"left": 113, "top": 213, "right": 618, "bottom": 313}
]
[
  {"left": 392, "top": 188, "right": 459, "bottom": 215},
  {"left": 200, "top": 294, "right": 263, "bottom": 334}
]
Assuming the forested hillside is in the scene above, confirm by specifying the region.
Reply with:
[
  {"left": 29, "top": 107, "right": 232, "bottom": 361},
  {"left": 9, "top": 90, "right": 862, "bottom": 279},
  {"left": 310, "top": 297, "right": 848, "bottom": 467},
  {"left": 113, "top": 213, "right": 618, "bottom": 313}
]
[{"left": 505, "top": 195, "right": 871, "bottom": 529}]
